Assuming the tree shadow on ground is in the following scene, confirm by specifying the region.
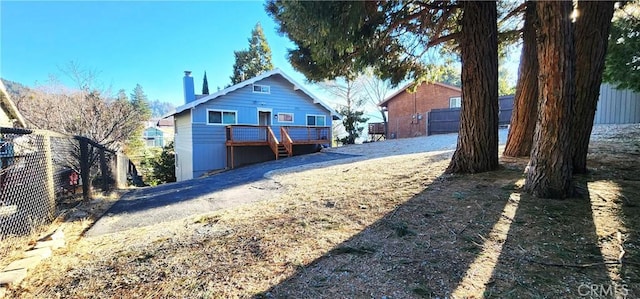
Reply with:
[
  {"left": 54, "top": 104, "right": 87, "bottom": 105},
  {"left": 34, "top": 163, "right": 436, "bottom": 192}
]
[
  {"left": 256, "top": 154, "right": 625, "bottom": 298},
  {"left": 482, "top": 178, "right": 613, "bottom": 298},
  {"left": 257, "top": 164, "right": 525, "bottom": 298},
  {"left": 481, "top": 131, "right": 640, "bottom": 298},
  {"left": 618, "top": 178, "right": 640, "bottom": 297}
]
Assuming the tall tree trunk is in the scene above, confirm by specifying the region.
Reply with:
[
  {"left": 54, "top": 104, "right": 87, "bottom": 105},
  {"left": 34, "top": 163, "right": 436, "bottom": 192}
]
[
  {"left": 524, "top": 1, "right": 575, "bottom": 199},
  {"left": 503, "top": 1, "right": 539, "bottom": 157},
  {"left": 446, "top": 1, "right": 499, "bottom": 174},
  {"left": 572, "top": 1, "right": 615, "bottom": 174}
]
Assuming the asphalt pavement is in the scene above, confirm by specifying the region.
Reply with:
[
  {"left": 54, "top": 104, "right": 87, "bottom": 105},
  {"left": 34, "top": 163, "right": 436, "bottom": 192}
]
[{"left": 85, "top": 152, "right": 358, "bottom": 236}]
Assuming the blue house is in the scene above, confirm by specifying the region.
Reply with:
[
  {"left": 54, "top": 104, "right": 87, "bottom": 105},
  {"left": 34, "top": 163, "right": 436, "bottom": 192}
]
[
  {"left": 167, "top": 69, "right": 340, "bottom": 181},
  {"left": 142, "top": 127, "right": 167, "bottom": 148}
]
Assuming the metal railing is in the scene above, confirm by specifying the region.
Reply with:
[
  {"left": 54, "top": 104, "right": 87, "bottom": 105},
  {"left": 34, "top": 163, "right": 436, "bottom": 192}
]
[
  {"left": 0, "top": 127, "right": 129, "bottom": 239},
  {"left": 226, "top": 125, "right": 269, "bottom": 144},
  {"left": 282, "top": 126, "right": 331, "bottom": 143}
]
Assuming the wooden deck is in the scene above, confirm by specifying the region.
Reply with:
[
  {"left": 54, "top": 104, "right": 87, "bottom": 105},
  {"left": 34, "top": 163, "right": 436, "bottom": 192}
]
[
  {"left": 368, "top": 122, "right": 386, "bottom": 141},
  {"left": 225, "top": 125, "right": 331, "bottom": 168}
]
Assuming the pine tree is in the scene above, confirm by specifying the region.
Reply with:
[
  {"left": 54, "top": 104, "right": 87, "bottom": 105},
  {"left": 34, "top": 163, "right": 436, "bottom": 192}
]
[
  {"left": 202, "top": 71, "right": 210, "bottom": 95},
  {"left": 504, "top": 1, "right": 539, "bottom": 158},
  {"left": 153, "top": 141, "right": 176, "bottom": 184},
  {"left": 230, "top": 23, "right": 274, "bottom": 84},
  {"left": 268, "top": 1, "right": 500, "bottom": 173},
  {"left": 126, "top": 84, "right": 152, "bottom": 157},
  {"left": 603, "top": 6, "right": 640, "bottom": 92},
  {"left": 130, "top": 84, "right": 151, "bottom": 120},
  {"left": 524, "top": 0, "right": 575, "bottom": 198}
]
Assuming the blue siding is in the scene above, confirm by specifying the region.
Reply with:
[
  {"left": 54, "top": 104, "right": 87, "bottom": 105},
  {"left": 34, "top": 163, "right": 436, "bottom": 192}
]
[
  {"left": 187, "top": 75, "right": 333, "bottom": 175},
  {"left": 192, "top": 124, "right": 226, "bottom": 176},
  {"left": 192, "top": 76, "right": 331, "bottom": 128}
]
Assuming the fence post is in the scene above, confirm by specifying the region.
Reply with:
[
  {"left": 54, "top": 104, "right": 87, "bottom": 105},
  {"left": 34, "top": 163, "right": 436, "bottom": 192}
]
[
  {"left": 99, "top": 147, "right": 108, "bottom": 194},
  {"left": 426, "top": 111, "right": 430, "bottom": 136},
  {"left": 42, "top": 133, "right": 56, "bottom": 218},
  {"left": 112, "top": 152, "right": 122, "bottom": 189},
  {"left": 78, "top": 137, "right": 91, "bottom": 200}
]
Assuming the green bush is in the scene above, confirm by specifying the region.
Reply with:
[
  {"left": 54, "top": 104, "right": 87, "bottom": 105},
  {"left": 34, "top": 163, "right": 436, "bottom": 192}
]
[{"left": 140, "top": 142, "right": 176, "bottom": 186}]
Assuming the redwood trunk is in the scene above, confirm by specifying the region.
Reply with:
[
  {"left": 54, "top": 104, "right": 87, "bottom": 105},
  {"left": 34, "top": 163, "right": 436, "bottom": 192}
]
[
  {"left": 572, "top": 1, "right": 615, "bottom": 174},
  {"left": 524, "top": 1, "right": 575, "bottom": 199},
  {"left": 446, "top": 1, "right": 499, "bottom": 174},
  {"left": 503, "top": 1, "right": 539, "bottom": 157}
]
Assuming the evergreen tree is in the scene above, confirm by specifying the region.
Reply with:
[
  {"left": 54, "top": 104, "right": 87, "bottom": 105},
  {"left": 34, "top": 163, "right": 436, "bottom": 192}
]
[
  {"left": 139, "top": 141, "right": 176, "bottom": 185},
  {"left": 571, "top": 0, "right": 616, "bottom": 174},
  {"left": 524, "top": 0, "right": 575, "bottom": 198},
  {"left": 603, "top": 6, "right": 640, "bottom": 92},
  {"left": 202, "top": 71, "right": 210, "bottom": 95},
  {"left": 130, "top": 84, "right": 151, "bottom": 120},
  {"left": 230, "top": 23, "right": 274, "bottom": 84},
  {"left": 504, "top": 1, "right": 539, "bottom": 158},
  {"left": 126, "top": 84, "right": 151, "bottom": 157},
  {"left": 338, "top": 107, "right": 369, "bottom": 145},
  {"left": 153, "top": 141, "right": 176, "bottom": 184},
  {"left": 268, "top": 1, "right": 500, "bottom": 173},
  {"left": 320, "top": 78, "right": 368, "bottom": 145}
]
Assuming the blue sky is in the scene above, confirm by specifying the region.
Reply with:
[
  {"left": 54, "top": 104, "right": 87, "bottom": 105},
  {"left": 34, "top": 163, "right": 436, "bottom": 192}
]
[
  {"left": 1, "top": 1, "right": 313, "bottom": 107},
  {"left": 1, "top": 1, "right": 517, "bottom": 120}
]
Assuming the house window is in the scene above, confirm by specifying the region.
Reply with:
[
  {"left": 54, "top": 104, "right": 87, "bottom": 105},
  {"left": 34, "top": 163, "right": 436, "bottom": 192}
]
[
  {"left": 306, "top": 115, "right": 326, "bottom": 126},
  {"left": 277, "top": 113, "right": 294, "bottom": 123},
  {"left": 253, "top": 84, "right": 270, "bottom": 94},
  {"left": 449, "top": 96, "right": 462, "bottom": 108},
  {"left": 208, "top": 110, "right": 237, "bottom": 125}
]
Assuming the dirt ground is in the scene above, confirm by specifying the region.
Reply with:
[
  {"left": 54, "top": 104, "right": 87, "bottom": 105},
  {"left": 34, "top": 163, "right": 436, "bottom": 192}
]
[{"left": 2, "top": 124, "right": 639, "bottom": 298}]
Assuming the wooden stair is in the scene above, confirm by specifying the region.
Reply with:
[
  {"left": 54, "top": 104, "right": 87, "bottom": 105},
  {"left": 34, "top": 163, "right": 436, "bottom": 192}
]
[{"left": 277, "top": 144, "right": 289, "bottom": 158}]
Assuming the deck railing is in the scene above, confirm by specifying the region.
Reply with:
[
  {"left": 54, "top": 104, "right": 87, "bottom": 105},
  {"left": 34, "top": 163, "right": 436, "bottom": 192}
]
[
  {"left": 282, "top": 126, "right": 331, "bottom": 144},
  {"left": 266, "top": 126, "right": 280, "bottom": 158},
  {"left": 226, "top": 125, "right": 331, "bottom": 148},
  {"left": 280, "top": 127, "right": 293, "bottom": 156},
  {"left": 226, "top": 125, "right": 268, "bottom": 145}
]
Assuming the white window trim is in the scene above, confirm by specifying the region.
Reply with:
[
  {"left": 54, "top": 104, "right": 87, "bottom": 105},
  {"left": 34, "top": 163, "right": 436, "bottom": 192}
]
[
  {"left": 306, "top": 114, "right": 327, "bottom": 127},
  {"left": 277, "top": 112, "right": 294, "bottom": 123},
  {"left": 449, "top": 96, "right": 462, "bottom": 108},
  {"left": 206, "top": 109, "right": 238, "bottom": 126},
  {"left": 252, "top": 84, "right": 271, "bottom": 94}
]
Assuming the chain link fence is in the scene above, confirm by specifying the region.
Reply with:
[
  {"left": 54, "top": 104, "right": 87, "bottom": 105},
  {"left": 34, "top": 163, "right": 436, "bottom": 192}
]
[{"left": 0, "top": 127, "right": 130, "bottom": 239}]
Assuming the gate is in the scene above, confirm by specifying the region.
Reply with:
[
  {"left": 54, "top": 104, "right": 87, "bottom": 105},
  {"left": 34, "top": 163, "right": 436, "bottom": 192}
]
[{"left": 427, "top": 95, "right": 514, "bottom": 135}]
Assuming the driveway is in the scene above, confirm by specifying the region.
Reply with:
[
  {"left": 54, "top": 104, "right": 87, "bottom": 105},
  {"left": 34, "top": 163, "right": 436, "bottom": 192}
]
[{"left": 85, "top": 152, "right": 358, "bottom": 236}]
